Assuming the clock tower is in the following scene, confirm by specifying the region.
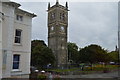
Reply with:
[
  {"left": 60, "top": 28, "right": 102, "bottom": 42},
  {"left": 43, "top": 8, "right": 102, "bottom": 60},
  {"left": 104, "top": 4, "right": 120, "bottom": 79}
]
[{"left": 47, "top": 0, "right": 69, "bottom": 68}]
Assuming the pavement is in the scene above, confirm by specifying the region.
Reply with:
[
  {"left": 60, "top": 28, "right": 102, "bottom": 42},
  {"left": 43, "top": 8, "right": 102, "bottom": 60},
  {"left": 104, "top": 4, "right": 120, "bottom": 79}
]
[{"left": 60, "top": 71, "right": 119, "bottom": 78}]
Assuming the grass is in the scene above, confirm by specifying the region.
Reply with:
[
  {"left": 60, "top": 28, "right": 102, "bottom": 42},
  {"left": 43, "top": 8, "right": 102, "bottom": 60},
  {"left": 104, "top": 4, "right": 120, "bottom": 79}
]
[
  {"left": 84, "top": 64, "right": 118, "bottom": 71},
  {"left": 45, "top": 64, "right": 118, "bottom": 75},
  {"left": 46, "top": 68, "right": 79, "bottom": 72},
  {"left": 77, "top": 70, "right": 98, "bottom": 74}
]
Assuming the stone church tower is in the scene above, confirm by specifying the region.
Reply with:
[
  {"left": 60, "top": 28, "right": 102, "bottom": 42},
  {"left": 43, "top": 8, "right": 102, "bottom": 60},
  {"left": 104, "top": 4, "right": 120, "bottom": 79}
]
[{"left": 47, "top": 1, "right": 69, "bottom": 68}]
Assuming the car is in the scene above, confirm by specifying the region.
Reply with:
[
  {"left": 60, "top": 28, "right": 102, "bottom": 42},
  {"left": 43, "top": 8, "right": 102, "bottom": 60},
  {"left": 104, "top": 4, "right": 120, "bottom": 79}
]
[
  {"left": 30, "top": 66, "right": 39, "bottom": 73},
  {"left": 109, "top": 62, "right": 115, "bottom": 65}
]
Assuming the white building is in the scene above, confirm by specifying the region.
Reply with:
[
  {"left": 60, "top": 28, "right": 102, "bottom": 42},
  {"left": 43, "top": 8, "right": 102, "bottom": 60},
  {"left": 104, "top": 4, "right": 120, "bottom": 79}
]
[{"left": 0, "top": 1, "right": 36, "bottom": 79}]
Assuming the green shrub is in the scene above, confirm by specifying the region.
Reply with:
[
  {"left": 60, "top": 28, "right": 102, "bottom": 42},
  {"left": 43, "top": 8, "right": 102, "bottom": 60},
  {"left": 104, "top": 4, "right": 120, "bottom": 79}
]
[
  {"left": 54, "top": 78, "right": 61, "bottom": 80},
  {"left": 37, "top": 74, "right": 47, "bottom": 79}
]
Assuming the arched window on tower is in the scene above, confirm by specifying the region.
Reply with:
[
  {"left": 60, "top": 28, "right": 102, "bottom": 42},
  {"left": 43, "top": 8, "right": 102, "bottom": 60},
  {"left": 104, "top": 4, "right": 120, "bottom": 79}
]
[{"left": 51, "top": 13, "right": 55, "bottom": 19}]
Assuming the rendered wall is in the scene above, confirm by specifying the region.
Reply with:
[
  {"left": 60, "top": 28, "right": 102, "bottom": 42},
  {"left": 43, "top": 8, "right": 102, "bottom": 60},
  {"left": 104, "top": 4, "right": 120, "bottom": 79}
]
[
  {"left": 2, "top": 3, "right": 15, "bottom": 78},
  {"left": 0, "top": 2, "right": 2, "bottom": 79}
]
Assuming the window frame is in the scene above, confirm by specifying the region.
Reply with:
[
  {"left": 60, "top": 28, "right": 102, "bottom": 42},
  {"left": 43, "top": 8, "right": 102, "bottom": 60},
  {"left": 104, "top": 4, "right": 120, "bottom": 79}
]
[
  {"left": 60, "top": 26, "right": 65, "bottom": 32},
  {"left": 14, "top": 29, "right": 22, "bottom": 44},
  {"left": 12, "top": 54, "right": 20, "bottom": 70},
  {"left": 51, "top": 13, "right": 55, "bottom": 19},
  {"left": 16, "top": 15, "right": 23, "bottom": 21},
  {"left": 51, "top": 26, "right": 54, "bottom": 31}
]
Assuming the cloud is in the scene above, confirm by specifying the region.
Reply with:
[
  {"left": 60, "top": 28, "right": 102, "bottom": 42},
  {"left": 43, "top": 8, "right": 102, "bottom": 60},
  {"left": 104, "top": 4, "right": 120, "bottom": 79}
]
[
  {"left": 19, "top": 2, "right": 118, "bottom": 51},
  {"left": 68, "top": 2, "right": 118, "bottom": 51},
  {"left": 11, "top": 0, "right": 119, "bottom": 2}
]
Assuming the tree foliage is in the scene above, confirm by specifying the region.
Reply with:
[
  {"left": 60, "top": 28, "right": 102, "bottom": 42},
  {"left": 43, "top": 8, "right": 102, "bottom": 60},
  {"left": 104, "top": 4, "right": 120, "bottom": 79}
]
[
  {"left": 67, "top": 42, "right": 79, "bottom": 63},
  {"left": 31, "top": 40, "right": 55, "bottom": 69},
  {"left": 31, "top": 40, "right": 118, "bottom": 69},
  {"left": 108, "top": 51, "right": 119, "bottom": 63},
  {"left": 78, "top": 44, "right": 109, "bottom": 64}
]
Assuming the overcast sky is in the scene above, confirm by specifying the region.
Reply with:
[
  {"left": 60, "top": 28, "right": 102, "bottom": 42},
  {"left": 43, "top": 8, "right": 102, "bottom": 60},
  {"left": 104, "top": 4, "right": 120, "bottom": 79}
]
[{"left": 16, "top": 1, "right": 118, "bottom": 51}]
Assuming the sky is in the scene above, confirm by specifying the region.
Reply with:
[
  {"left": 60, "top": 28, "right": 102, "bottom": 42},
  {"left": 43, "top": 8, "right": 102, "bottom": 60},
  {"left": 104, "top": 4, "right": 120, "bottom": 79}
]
[{"left": 11, "top": 0, "right": 118, "bottom": 51}]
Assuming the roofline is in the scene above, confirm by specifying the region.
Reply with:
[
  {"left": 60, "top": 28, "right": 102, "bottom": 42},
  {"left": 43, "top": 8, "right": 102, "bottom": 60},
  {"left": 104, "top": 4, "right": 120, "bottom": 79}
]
[
  {"left": 16, "top": 8, "right": 37, "bottom": 17},
  {"left": 3, "top": 1, "right": 37, "bottom": 17},
  {"left": 2, "top": 1, "right": 21, "bottom": 8}
]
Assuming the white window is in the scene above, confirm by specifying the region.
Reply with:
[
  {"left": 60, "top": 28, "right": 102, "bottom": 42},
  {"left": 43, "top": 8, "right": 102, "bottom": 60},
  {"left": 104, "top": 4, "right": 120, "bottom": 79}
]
[
  {"left": 16, "top": 15, "right": 23, "bottom": 21},
  {"left": 14, "top": 29, "right": 22, "bottom": 44},
  {"left": 51, "top": 26, "right": 54, "bottom": 31},
  {"left": 13, "top": 54, "right": 20, "bottom": 69},
  {"left": 60, "top": 26, "right": 65, "bottom": 32},
  {"left": 3, "top": 50, "right": 7, "bottom": 69},
  {"left": 51, "top": 13, "right": 55, "bottom": 19},
  {"left": 60, "top": 13, "right": 65, "bottom": 20}
]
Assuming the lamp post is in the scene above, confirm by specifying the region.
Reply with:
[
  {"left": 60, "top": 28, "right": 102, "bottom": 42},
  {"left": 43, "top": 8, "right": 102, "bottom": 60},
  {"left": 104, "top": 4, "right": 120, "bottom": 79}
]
[
  {"left": 118, "top": 2, "right": 120, "bottom": 77},
  {"left": 118, "top": 31, "right": 120, "bottom": 78}
]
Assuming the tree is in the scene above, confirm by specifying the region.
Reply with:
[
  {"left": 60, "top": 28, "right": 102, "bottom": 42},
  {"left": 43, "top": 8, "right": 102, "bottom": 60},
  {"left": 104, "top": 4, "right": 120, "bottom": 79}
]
[
  {"left": 79, "top": 46, "right": 96, "bottom": 64},
  {"left": 78, "top": 44, "right": 110, "bottom": 70},
  {"left": 79, "top": 44, "right": 109, "bottom": 64},
  {"left": 108, "top": 51, "right": 119, "bottom": 63},
  {"left": 31, "top": 40, "right": 46, "bottom": 51},
  {"left": 31, "top": 40, "right": 55, "bottom": 69},
  {"left": 67, "top": 42, "right": 79, "bottom": 63}
]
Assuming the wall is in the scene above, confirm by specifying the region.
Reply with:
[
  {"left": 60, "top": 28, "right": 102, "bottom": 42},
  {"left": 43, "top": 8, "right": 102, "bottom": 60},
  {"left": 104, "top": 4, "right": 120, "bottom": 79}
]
[
  {"left": 12, "top": 12, "right": 32, "bottom": 77},
  {"left": 0, "top": 2, "right": 2, "bottom": 79},
  {"left": 2, "top": 3, "right": 15, "bottom": 78},
  {"left": 0, "top": 2, "right": 34, "bottom": 78}
]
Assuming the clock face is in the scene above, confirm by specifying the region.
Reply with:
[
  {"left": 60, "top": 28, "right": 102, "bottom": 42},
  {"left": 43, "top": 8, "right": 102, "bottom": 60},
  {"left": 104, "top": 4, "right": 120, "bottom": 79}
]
[{"left": 60, "top": 26, "right": 65, "bottom": 32}]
